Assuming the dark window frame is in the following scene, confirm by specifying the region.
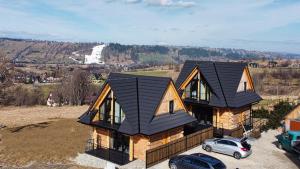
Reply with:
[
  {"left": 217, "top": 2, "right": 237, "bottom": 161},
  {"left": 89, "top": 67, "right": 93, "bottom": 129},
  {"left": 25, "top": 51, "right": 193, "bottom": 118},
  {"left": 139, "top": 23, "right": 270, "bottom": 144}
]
[
  {"left": 169, "top": 100, "right": 174, "bottom": 114},
  {"left": 244, "top": 81, "right": 247, "bottom": 91}
]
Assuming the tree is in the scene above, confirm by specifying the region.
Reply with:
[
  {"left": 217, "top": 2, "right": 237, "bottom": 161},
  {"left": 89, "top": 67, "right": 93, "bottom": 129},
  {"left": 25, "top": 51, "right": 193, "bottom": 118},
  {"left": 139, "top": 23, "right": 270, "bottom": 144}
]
[
  {"left": 0, "top": 52, "right": 14, "bottom": 104},
  {"left": 61, "top": 69, "right": 92, "bottom": 105},
  {"left": 266, "top": 101, "right": 294, "bottom": 129}
]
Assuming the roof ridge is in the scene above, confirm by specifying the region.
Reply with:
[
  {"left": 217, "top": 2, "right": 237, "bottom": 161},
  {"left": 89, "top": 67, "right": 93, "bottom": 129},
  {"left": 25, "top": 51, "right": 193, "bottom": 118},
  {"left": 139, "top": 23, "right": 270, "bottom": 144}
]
[{"left": 213, "top": 62, "right": 228, "bottom": 107}]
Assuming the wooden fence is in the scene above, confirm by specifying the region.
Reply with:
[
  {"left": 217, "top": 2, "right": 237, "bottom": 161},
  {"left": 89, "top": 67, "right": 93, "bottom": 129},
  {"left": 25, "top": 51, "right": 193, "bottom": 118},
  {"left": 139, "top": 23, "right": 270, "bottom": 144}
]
[
  {"left": 145, "top": 127, "right": 213, "bottom": 168},
  {"left": 230, "top": 118, "right": 267, "bottom": 138}
]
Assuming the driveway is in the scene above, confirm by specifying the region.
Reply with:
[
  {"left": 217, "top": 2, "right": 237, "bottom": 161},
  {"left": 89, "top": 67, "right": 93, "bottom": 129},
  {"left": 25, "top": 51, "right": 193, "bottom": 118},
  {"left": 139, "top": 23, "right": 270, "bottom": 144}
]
[{"left": 150, "top": 130, "right": 300, "bottom": 169}]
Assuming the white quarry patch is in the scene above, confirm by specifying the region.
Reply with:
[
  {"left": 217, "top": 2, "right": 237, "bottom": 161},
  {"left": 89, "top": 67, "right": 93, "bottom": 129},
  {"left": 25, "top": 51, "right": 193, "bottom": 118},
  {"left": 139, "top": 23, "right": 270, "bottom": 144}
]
[{"left": 85, "top": 44, "right": 106, "bottom": 64}]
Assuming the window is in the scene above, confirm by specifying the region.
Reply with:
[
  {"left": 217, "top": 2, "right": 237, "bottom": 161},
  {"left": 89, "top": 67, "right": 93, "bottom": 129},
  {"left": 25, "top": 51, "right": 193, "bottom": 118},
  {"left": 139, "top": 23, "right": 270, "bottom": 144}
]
[
  {"left": 169, "top": 100, "right": 174, "bottom": 114},
  {"left": 190, "top": 79, "right": 198, "bottom": 99},
  {"left": 217, "top": 140, "right": 229, "bottom": 145},
  {"left": 114, "top": 100, "right": 125, "bottom": 124},
  {"left": 192, "top": 159, "right": 210, "bottom": 168},
  {"left": 200, "top": 80, "right": 206, "bottom": 100},
  {"left": 184, "top": 75, "right": 198, "bottom": 99},
  {"left": 227, "top": 141, "right": 238, "bottom": 147},
  {"left": 244, "top": 81, "right": 247, "bottom": 91},
  {"left": 182, "top": 157, "right": 192, "bottom": 163},
  {"left": 99, "top": 97, "right": 111, "bottom": 122}
]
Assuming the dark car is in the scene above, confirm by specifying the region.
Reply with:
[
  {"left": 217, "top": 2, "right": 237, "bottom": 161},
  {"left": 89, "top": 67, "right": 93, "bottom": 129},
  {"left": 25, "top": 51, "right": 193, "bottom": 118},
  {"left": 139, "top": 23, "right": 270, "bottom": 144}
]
[{"left": 169, "top": 153, "right": 226, "bottom": 169}]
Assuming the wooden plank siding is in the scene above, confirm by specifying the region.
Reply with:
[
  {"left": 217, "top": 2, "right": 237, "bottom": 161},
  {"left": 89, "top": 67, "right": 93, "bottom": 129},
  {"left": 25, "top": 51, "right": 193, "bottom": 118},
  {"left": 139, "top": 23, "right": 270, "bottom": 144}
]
[
  {"left": 93, "top": 126, "right": 185, "bottom": 162},
  {"left": 155, "top": 82, "right": 186, "bottom": 116}
]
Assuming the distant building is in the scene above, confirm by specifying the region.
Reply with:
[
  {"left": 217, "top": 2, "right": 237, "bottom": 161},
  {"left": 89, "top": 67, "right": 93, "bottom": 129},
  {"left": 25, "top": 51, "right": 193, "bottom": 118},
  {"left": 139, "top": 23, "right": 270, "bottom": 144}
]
[
  {"left": 84, "top": 44, "right": 106, "bottom": 64},
  {"left": 248, "top": 62, "right": 259, "bottom": 68}
]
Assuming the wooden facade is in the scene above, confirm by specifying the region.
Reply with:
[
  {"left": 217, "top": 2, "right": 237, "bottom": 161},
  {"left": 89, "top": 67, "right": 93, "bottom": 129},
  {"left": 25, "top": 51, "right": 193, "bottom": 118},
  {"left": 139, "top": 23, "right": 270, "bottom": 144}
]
[
  {"left": 155, "top": 82, "right": 186, "bottom": 116},
  {"left": 179, "top": 65, "right": 255, "bottom": 136},
  {"left": 92, "top": 126, "right": 185, "bottom": 161},
  {"left": 212, "top": 106, "right": 251, "bottom": 132},
  {"left": 87, "top": 81, "right": 189, "bottom": 162}
]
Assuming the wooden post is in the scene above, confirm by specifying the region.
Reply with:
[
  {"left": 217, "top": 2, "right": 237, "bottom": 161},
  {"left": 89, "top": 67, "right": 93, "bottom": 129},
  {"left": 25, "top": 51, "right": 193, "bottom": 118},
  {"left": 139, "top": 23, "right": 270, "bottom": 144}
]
[
  {"left": 129, "top": 136, "right": 134, "bottom": 161},
  {"left": 197, "top": 71, "right": 200, "bottom": 101},
  {"left": 110, "top": 91, "right": 114, "bottom": 125}
]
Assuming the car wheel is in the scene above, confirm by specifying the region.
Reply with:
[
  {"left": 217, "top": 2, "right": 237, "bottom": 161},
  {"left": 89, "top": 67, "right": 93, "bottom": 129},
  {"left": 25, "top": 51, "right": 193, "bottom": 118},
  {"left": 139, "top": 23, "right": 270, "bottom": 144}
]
[
  {"left": 278, "top": 143, "right": 283, "bottom": 150},
  {"left": 205, "top": 145, "right": 212, "bottom": 152},
  {"left": 234, "top": 152, "right": 241, "bottom": 159},
  {"left": 170, "top": 163, "right": 177, "bottom": 169}
]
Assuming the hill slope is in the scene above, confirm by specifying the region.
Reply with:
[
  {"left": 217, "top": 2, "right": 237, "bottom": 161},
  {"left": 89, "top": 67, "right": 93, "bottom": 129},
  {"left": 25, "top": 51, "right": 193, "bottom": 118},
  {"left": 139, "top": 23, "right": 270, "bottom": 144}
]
[{"left": 1, "top": 38, "right": 299, "bottom": 65}]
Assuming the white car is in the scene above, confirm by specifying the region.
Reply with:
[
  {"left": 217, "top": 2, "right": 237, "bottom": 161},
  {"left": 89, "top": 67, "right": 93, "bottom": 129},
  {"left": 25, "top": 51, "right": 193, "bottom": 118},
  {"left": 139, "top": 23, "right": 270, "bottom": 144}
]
[{"left": 202, "top": 137, "right": 252, "bottom": 159}]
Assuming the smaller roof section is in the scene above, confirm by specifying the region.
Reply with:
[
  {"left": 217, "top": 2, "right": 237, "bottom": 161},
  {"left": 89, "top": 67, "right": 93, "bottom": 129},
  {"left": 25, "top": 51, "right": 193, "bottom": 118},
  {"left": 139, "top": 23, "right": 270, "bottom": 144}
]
[
  {"left": 176, "top": 60, "right": 262, "bottom": 108},
  {"left": 79, "top": 73, "right": 196, "bottom": 135}
]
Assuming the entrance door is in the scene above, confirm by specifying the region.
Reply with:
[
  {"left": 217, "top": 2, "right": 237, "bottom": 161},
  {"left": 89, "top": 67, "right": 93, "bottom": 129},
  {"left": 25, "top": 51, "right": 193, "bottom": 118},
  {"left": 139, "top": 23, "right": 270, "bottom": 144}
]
[
  {"left": 109, "top": 131, "right": 129, "bottom": 154},
  {"left": 193, "top": 106, "right": 213, "bottom": 125}
]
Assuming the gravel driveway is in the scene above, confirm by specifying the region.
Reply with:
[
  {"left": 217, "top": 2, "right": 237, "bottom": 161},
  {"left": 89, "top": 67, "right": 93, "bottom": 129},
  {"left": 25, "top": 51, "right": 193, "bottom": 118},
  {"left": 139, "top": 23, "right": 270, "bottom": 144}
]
[{"left": 150, "top": 130, "right": 300, "bottom": 169}]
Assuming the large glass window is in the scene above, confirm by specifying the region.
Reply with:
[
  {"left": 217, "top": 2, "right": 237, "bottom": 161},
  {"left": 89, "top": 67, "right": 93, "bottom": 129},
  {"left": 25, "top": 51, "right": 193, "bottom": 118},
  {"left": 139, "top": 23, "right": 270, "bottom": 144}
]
[
  {"left": 110, "top": 131, "right": 129, "bottom": 153},
  {"left": 184, "top": 75, "right": 198, "bottom": 99},
  {"left": 114, "top": 100, "right": 125, "bottom": 124},
  {"left": 99, "top": 96, "right": 111, "bottom": 122}
]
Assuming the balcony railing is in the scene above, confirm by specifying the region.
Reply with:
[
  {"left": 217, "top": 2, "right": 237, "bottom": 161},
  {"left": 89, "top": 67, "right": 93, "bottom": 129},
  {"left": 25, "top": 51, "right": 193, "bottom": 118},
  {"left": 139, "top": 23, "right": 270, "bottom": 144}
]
[{"left": 85, "top": 138, "right": 129, "bottom": 165}]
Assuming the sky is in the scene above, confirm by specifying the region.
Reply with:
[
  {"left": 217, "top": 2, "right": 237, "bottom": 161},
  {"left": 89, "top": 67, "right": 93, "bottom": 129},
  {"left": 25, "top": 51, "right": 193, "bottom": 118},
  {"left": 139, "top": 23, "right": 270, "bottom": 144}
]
[{"left": 0, "top": 0, "right": 300, "bottom": 53}]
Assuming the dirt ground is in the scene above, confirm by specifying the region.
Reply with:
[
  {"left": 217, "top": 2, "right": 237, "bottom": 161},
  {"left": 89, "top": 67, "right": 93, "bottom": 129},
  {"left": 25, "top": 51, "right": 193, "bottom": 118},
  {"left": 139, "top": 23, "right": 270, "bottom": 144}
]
[
  {"left": 0, "top": 106, "right": 93, "bottom": 168},
  {"left": 0, "top": 105, "right": 89, "bottom": 127}
]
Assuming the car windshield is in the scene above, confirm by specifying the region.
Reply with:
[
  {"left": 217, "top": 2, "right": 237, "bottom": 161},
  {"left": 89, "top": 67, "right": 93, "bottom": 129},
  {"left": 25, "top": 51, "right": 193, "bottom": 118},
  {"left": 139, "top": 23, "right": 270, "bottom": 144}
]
[
  {"left": 213, "top": 162, "right": 225, "bottom": 169},
  {"left": 241, "top": 141, "right": 251, "bottom": 149}
]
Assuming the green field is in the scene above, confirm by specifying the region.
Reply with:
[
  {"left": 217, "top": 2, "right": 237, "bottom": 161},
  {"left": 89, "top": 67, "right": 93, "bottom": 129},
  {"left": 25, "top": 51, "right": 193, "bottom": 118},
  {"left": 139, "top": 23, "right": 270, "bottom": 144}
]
[
  {"left": 124, "top": 70, "right": 170, "bottom": 77},
  {"left": 138, "top": 53, "right": 172, "bottom": 64}
]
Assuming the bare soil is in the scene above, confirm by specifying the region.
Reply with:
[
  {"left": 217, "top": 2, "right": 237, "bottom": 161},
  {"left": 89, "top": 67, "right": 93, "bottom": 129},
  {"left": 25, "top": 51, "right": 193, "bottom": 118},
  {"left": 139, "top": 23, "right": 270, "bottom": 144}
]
[
  {"left": 0, "top": 105, "right": 89, "bottom": 127},
  {"left": 0, "top": 106, "right": 93, "bottom": 168}
]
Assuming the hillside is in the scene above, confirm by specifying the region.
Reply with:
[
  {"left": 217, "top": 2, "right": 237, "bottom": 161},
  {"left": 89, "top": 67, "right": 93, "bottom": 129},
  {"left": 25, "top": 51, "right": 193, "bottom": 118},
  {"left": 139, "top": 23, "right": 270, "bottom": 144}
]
[
  {"left": 1, "top": 38, "right": 299, "bottom": 65},
  {"left": 0, "top": 38, "right": 98, "bottom": 64}
]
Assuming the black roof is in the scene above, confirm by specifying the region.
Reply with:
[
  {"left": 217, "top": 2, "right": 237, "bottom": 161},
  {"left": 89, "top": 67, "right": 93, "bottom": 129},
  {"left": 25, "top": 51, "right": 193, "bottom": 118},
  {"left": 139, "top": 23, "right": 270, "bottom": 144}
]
[
  {"left": 79, "top": 73, "right": 196, "bottom": 135},
  {"left": 176, "top": 60, "right": 262, "bottom": 108}
]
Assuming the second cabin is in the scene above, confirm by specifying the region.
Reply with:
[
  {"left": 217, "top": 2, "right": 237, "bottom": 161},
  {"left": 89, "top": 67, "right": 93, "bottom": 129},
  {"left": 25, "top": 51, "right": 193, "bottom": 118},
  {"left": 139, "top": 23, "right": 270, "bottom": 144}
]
[{"left": 175, "top": 61, "right": 262, "bottom": 135}]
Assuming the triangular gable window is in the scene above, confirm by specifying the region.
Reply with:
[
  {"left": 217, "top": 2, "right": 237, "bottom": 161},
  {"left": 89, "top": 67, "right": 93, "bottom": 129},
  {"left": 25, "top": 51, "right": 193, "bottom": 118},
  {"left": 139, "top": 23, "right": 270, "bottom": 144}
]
[{"left": 183, "top": 71, "right": 211, "bottom": 101}]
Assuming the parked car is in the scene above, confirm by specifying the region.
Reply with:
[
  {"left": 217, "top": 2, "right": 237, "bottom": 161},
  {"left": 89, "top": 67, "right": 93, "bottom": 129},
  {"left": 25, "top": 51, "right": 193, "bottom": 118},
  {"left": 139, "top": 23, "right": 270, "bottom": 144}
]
[
  {"left": 202, "top": 137, "right": 252, "bottom": 159},
  {"left": 277, "top": 130, "right": 300, "bottom": 152},
  {"left": 169, "top": 153, "right": 226, "bottom": 169}
]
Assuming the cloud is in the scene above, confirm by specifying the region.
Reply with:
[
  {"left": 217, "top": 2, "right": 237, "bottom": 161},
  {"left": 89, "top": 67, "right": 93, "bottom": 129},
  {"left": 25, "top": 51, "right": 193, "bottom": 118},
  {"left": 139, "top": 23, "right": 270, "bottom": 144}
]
[
  {"left": 145, "top": 0, "right": 196, "bottom": 8},
  {"left": 106, "top": 0, "right": 196, "bottom": 8}
]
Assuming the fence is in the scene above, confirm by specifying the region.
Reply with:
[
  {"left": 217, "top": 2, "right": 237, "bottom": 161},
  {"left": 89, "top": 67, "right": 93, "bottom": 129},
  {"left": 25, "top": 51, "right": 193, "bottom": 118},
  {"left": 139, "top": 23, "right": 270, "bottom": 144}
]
[
  {"left": 85, "top": 139, "right": 129, "bottom": 165},
  {"left": 230, "top": 118, "right": 267, "bottom": 138},
  {"left": 145, "top": 127, "right": 213, "bottom": 168}
]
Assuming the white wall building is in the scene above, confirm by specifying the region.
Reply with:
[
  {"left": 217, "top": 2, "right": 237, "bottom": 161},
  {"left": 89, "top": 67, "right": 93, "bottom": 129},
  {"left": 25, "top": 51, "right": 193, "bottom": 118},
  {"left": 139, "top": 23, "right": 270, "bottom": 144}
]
[{"left": 85, "top": 44, "right": 106, "bottom": 64}]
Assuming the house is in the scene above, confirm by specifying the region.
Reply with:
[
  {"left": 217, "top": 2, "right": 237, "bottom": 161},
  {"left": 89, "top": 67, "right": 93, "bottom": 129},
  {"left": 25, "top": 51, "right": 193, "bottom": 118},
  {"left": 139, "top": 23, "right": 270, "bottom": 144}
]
[
  {"left": 175, "top": 60, "right": 262, "bottom": 135},
  {"left": 78, "top": 73, "right": 196, "bottom": 163},
  {"left": 284, "top": 104, "right": 300, "bottom": 131}
]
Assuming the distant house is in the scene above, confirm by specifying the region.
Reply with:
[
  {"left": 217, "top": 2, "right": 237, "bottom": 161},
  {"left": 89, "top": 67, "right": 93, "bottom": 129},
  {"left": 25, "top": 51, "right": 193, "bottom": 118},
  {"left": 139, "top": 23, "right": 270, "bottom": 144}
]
[
  {"left": 268, "top": 61, "right": 278, "bottom": 68},
  {"left": 284, "top": 104, "right": 300, "bottom": 131},
  {"left": 248, "top": 62, "right": 259, "bottom": 68},
  {"left": 79, "top": 73, "right": 196, "bottom": 163},
  {"left": 175, "top": 60, "right": 262, "bottom": 135}
]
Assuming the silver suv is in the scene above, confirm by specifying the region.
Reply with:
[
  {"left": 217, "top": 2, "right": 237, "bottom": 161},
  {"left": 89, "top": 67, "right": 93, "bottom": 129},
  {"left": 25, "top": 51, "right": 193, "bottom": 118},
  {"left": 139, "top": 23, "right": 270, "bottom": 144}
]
[{"left": 202, "top": 137, "right": 252, "bottom": 159}]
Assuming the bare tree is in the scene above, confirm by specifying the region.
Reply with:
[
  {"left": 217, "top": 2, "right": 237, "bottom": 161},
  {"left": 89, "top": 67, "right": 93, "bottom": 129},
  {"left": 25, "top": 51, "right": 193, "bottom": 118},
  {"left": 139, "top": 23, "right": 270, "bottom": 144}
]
[
  {"left": 60, "top": 69, "right": 92, "bottom": 105},
  {"left": 0, "top": 52, "right": 14, "bottom": 104}
]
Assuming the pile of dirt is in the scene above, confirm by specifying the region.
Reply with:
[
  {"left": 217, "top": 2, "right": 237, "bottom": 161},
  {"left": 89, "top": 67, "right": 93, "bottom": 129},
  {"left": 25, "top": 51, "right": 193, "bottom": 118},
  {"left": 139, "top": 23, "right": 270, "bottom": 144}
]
[{"left": 0, "top": 119, "right": 91, "bottom": 167}]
